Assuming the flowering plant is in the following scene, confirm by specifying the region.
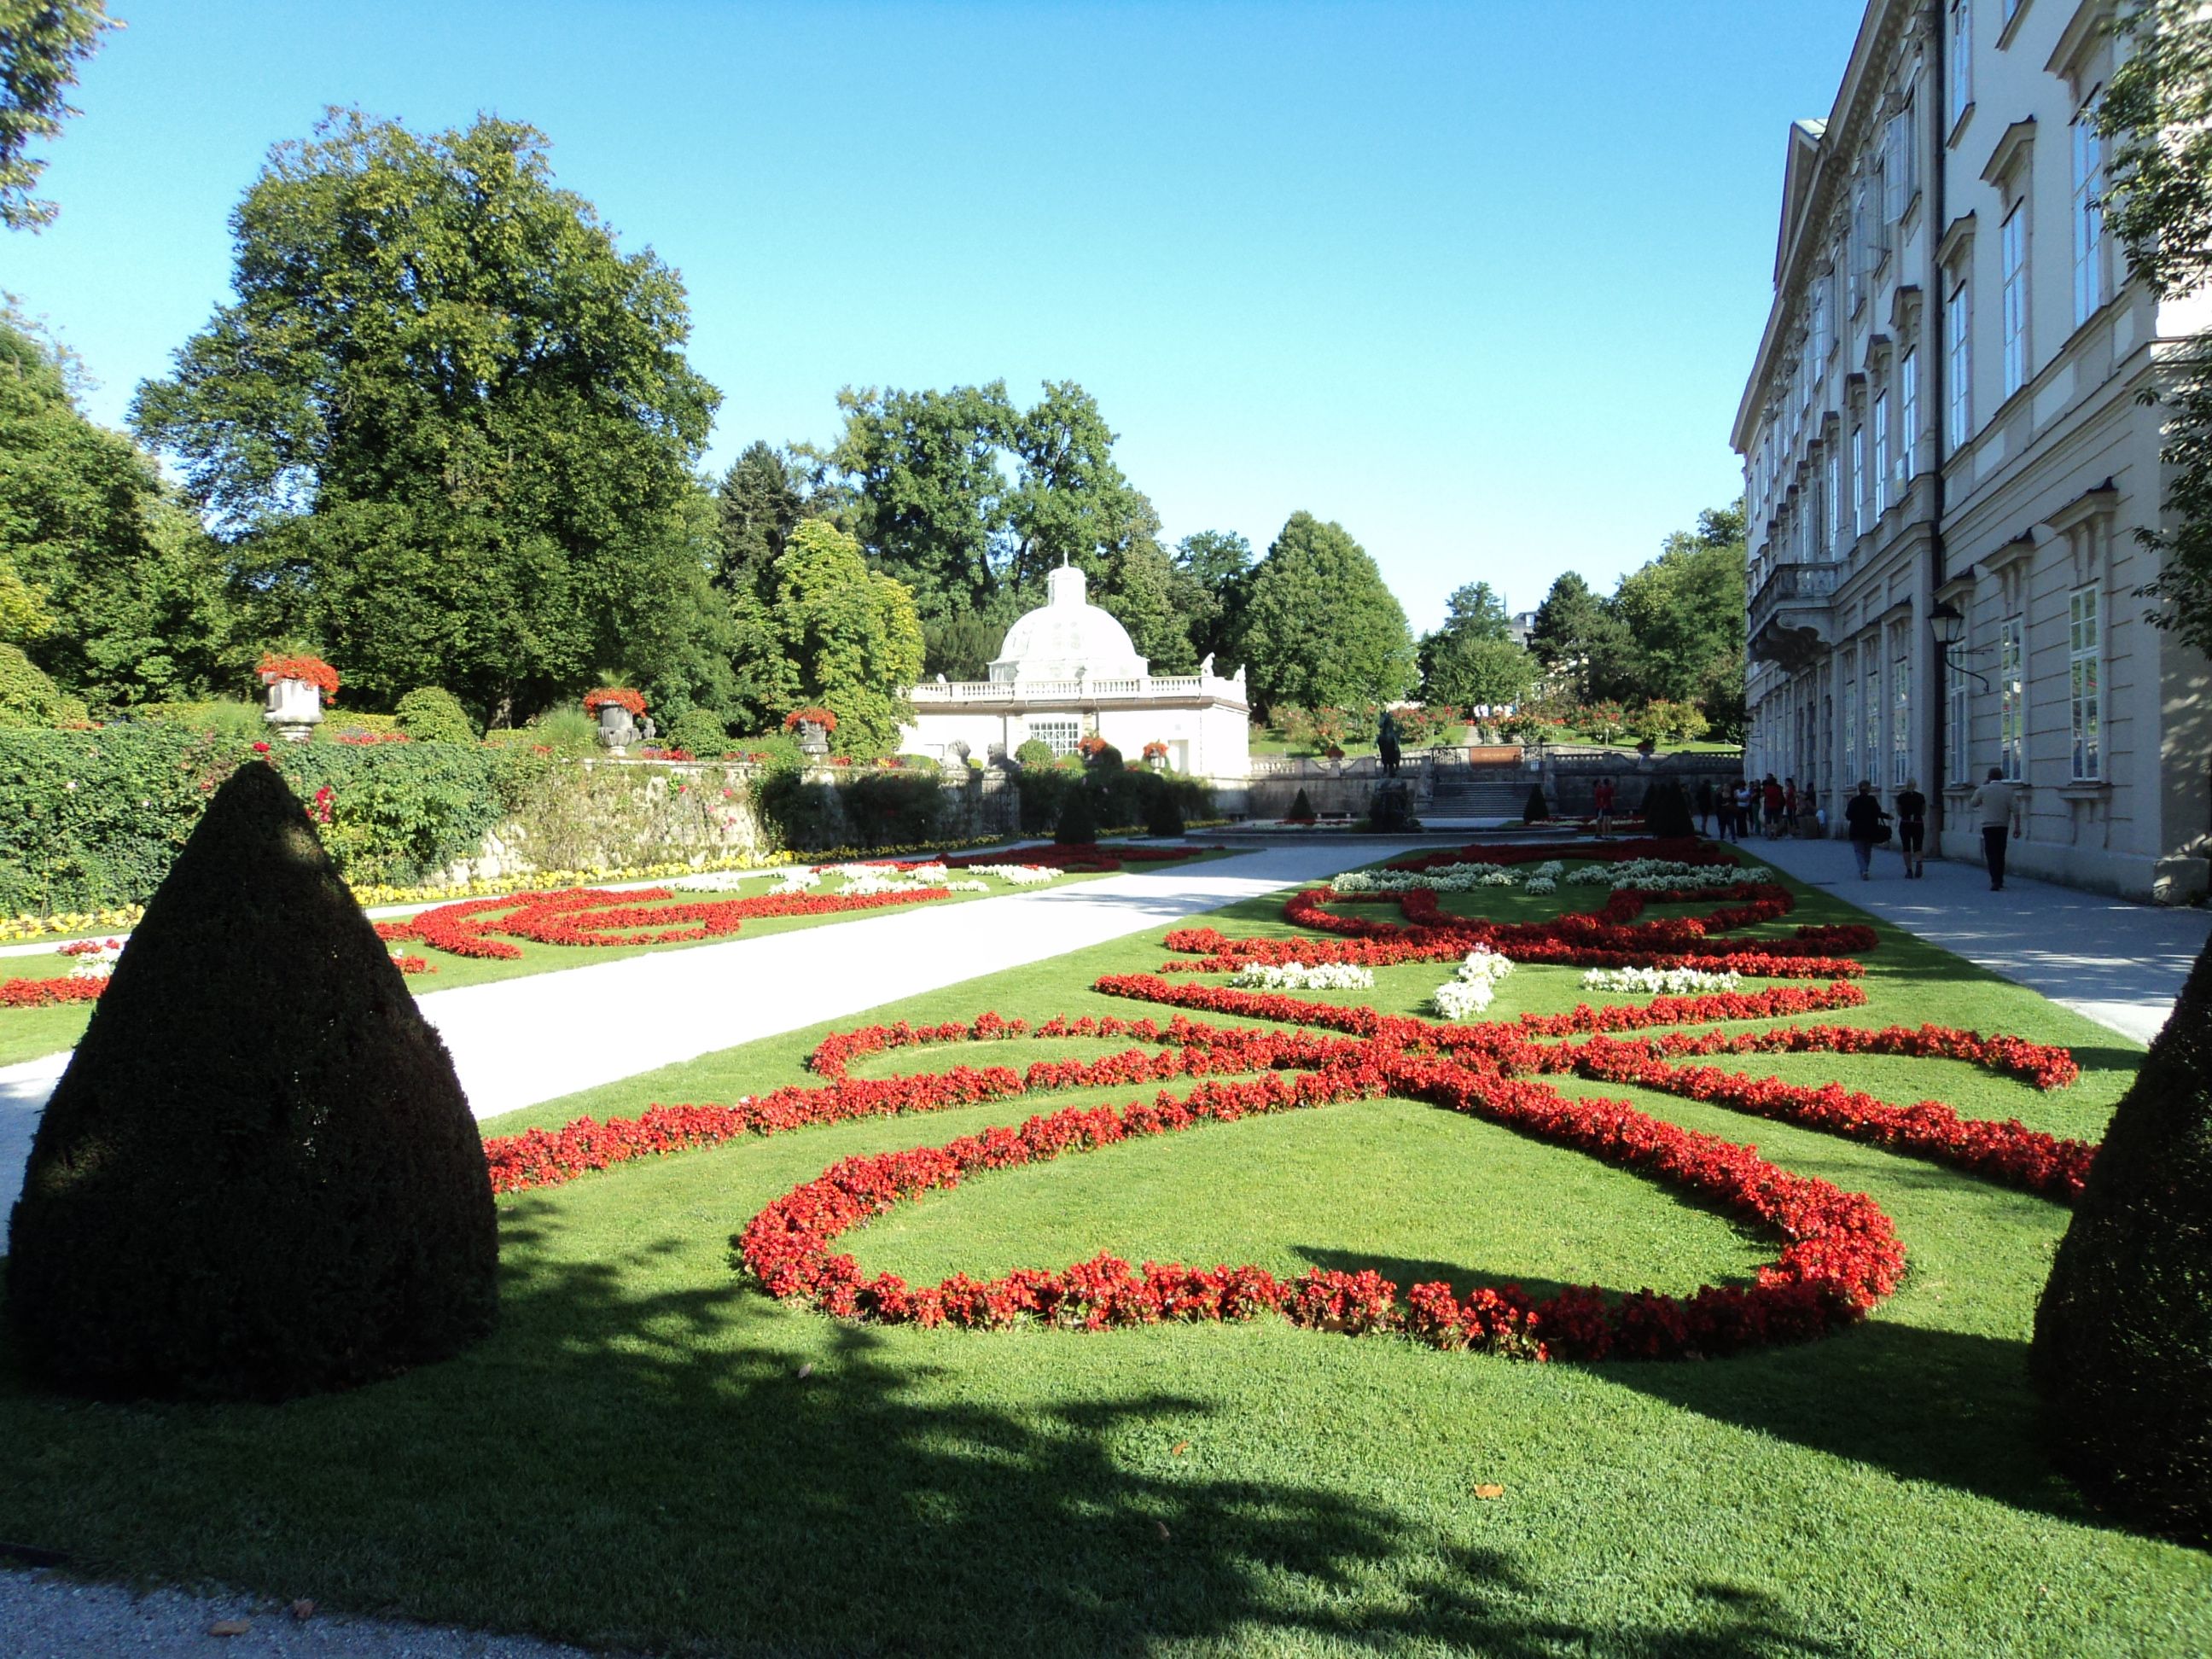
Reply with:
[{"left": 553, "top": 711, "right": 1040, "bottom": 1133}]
[
  {"left": 583, "top": 687, "right": 649, "bottom": 718},
  {"left": 1142, "top": 740, "right": 1170, "bottom": 764},
  {"left": 258, "top": 653, "right": 340, "bottom": 699},
  {"left": 783, "top": 706, "right": 839, "bottom": 733}
]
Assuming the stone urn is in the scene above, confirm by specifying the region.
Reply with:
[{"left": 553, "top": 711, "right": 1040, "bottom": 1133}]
[
  {"left": 597, "top": 704, "right": 637, "bottom": 748},
  {"left": 263, "top": 678, "right": 323, "bottom": 742},
  {"left": 795, "top": 719, "right": 830, "bottom": 757}
]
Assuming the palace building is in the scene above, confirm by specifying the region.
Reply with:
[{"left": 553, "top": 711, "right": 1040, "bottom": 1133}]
[
  {"left": 1735, "top": 0, "right": 2209, "bottom": 901},
  {"left": 896, "top": 562, "right": 1252, "bottom": 780}
]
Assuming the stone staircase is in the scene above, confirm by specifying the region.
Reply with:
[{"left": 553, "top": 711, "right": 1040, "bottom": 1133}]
[{"left": 1423, "top": 779, "right": 1531, "bottom": 819}]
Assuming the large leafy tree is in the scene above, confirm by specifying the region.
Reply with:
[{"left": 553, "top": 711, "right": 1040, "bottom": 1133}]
[
  {"left": 1528, "top": 570, "right": 1635, "bottom": 701},
  {"left": 753, "top": 518, "right": 923, "bottom": 756},
  {"left": 131, "top": 108, "right": 725, "bottom": 724},
  {"left": 2098, "top": 0, "right": 2212, "bottom": 660},
  {"left": 0, "top": 311, "right": 236, "bottom": 701},
  {"left": 1239, "top": 511, "right": 1417, "bottom": 713},
  {"left": 1420, "top": 582, "right": 1534, "bottom": 707},
  {"left": 1, "top": 0, "right": 114, "bottom": 230},
  {"left": 713, "top": 440, "right": 815, "bottom": 601},
  {"left": 1173, "top": 528, "right": 1252, "bottom": 666},
  {"left": 1614, "top": 504, "right": 1748, "bottom": 720}
]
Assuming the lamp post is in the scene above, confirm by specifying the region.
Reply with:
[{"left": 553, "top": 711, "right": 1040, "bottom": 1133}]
[{"left": 1930, "top": 602, "right": 1990, "bottom": 689}]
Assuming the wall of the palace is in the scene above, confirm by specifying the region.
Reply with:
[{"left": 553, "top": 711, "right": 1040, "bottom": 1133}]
[
  {"left": 899, "top": 699, "right": 1252, "bottom": 781},
  {"left": 1736, "top": 0, "right": 2212, "bottom": 903}
]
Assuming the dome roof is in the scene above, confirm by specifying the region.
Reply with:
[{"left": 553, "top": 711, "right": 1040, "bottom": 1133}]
[{"left": 988, "top": 564, "right": 1148, "bottom": 683}]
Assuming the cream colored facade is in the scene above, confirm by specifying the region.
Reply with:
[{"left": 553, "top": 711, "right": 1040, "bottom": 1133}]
[
  {"left": 1735, "top": 0, "right": 2210, "bottom": 902},
  {"left": 897, "top": 564, "right": 1252, "bottom": 779}
]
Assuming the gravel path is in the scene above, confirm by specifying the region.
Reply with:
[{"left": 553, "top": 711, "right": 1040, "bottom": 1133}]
[{"left": 0, "top": 1568, "right": 604, "bottom": 1656}]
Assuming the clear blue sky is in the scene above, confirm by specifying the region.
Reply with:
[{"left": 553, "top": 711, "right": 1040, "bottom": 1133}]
[{"left": 3, "top": 0, "right": 1864, "bottom": 632}]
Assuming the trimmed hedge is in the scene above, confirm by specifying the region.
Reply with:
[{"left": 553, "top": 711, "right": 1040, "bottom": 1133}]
[
  {"left": 6, "top": 762, "right": 498, "bottom": 1400},
  {"left": 395, "top": 687, "right": 477, "bottom": 744}
]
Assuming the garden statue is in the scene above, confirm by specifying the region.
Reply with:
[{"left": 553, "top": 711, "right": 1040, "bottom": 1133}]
[{"left": 1377, "top": 710, "right": 1401, "bottom": 778}]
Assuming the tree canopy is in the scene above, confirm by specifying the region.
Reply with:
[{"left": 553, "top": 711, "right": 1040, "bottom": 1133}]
[
  {"left": 0, "top": 0, "right": 114, "bottom": 230},
  {"left": 1612, "top": 504, "right": 1747, "bottom": 714},
  {"left": 1419, "top": 582, "right": 1534, "bottom": 708},
  {"left": 1, "top": 310, "right": 235, "bottom": 703},
  {"left": 1173, "top": 528, "right": 1253, "bottom": 666},
  {"left": 1239, "top": 512, "right": 1417, "bottom": 713},
  {"left": 131, "top": 108, "right": 727, "bottom": 725},
  {"left": 1528, "top": 570, "right": 1635, "bottom": 701},
  {"left": 748, "top": 519, "right": 923, "bottom": 756}
]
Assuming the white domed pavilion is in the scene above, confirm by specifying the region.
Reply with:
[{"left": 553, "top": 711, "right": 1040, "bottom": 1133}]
[{"left": 899, "top": 562, "right": 1250, "bottom": 780}]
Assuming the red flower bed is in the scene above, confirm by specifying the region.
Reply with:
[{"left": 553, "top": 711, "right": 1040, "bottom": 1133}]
[
  {"left": 381, "top": 883, "right": 955, "bottom": 962},
  {"left": 0, "top": 975, "right": 105, "bottom": 1008}
]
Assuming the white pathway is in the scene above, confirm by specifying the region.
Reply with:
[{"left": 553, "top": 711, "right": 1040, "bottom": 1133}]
[
  {"left": 0, "top": 841, "right": 1417, "bottom": 1225},
  {"left": 1745, "top": 832, "right": 2209, "bottom": 1045}
]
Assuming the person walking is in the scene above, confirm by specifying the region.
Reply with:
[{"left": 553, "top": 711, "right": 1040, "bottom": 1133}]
[
  {"left": 1783, "top": 777, "right": 1800, "bottom": 835},
  {"left": 1843, "top": 779, "right": 1889, "bottom": 881},
  {"left": 1735, "top": 778, "right": 1756, "bottom": 839},
  {"left": 1761, "top": 774, "right": 1785, "bottom": 839},
  {"left": 1894, "top": 777, "right": 1928, "bottom": 877},
  {"left": 1592, "top": 776, "right": 1615, "bottom": 839},
  {"left": 1696, "top": 778, "right": 1715, "bottom": 837},
  {"left": 1969, "top": 766, "right": 2020, "bottom": 890}
]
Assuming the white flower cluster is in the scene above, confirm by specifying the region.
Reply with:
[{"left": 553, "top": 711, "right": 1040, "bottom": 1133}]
[
  {"left": 1429, "top": 946, "right": 1515, "bottom": 1020},
  {"left": 1225, "top": 961, "right": 1377, "bottom": 992},
  {"left": 1522, "top": 861, "right": 1564, "bottom": 885},
  {"left": 1580, "top": 964, "right": 1743, "bottom": 997},
  {"left": 66, "top": 940, "right": 122, "bottom": 981},
  {"left": 963, "top": 864, "right": 1061, "bottom": 886},
  {"left": 1563, "top": 859, "right": 1770, "bottom": 893},
  {"left": 675, "top": 866, "right": 824, "bottom": 894},
  {"left": 1331, "top": 864, "right": 1515, "bottom": 894}
]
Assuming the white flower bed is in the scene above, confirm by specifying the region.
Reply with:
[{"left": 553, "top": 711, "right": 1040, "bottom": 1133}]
[
  {"left": 1332, "top": 864, "right": 1515, "bottom": 894},
  {"left": 1580, "top": 965, "right": 1743, "bottom": 997},
  {"left": 1562, "top": 859, "right": 1770, "bottom": 893},
  {"left": 1429, "top": 946, "right": 1516, "bottom": 1019},
  {"left": 964, "top": 864, "right": 1061, "bottom": 886},
  {"left": 1522, "top": 876, "right": 1557, "bottom": 895},
  {"left": 1225, "top": 961, "right": 1377, "bottom": 992},
  {"left": 1522, "top": 861, "right": 1564, "bottom": 887}
]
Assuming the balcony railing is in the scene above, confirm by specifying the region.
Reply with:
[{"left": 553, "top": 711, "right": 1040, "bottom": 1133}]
[
  {"left": 909, "top": 670, "right": 1243, "bottom": 706},
  {"left": 1749, "top": 562, "right": 1840, "bottom": 630}
]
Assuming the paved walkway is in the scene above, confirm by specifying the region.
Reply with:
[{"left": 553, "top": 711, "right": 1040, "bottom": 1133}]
[
  {"left": 1746, "top": 833, "right": 2209, "bottom": 1045},
  {"left": 0, "top": 841, "right": 1417, "bottom": 1225}
]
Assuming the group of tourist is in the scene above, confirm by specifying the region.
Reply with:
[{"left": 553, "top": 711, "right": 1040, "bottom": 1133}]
[
  {"left": 1842, "top": 768, "right": 2020, "bottom": 888},
  {"left": 1696, "top": 776, "right": 1806, "bottom": 842}
]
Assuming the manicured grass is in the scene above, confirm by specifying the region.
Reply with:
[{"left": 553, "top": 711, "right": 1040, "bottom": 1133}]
[
  {"left": 0, "top": 850, "right": 1234, "bottom": 1066},
  {"left": 0, "top": 852, "right": 2203, "bottom": 1655}
]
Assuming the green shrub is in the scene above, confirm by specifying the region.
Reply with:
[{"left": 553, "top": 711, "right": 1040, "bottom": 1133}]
[
  {"left": 0, "top": 643, "right": 88, "bottom": 727},
  {"left": 395, "top": 687, "right": 477, "bottom": 744},
  {"left": 1643, "top": 779, "right": 1695, "bottom": 838},
  {"left": 131, "top": 698, "right": 265, "bottom": 741},
  {"left": 525, "top": 707, "right": 600, "bottom": 756},
  {"left": 1015, "top": 737, "right": 1056, "bottom": 770},
  {"left": 2031, "top": 934, "right": 2212, "bottom": 1543},
  {"left": 1287, "top": 787, "right": 1315, "bottom": 823},
  {"left": 1523, "top": 783, "right": 1549, "bottom": 824},
  {"left": 665, "top": 707, "right": 731, "bottom": 759},
  {"left": 5, "top": 762, "right": 498, "bottom": 1400},
  {"left": 1015, "top": 765, "right": 1068, "bottom": 834},
  {"left": 1054, "top": 783, "right": 1098, "bottom": 845},
  {"left": 1083, "top": 741, "right": 1126, "bottom": 772},
  {"left": 1145, "top": 776, "right": 1185, "bottom": 838},
  {"left": 841, "top": 771, "right": 942, "bottom": 847},
  {"left": 756, "top": 769, "right": 845, "bottom": 850}
]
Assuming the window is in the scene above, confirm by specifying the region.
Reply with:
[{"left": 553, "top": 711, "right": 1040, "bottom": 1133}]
[
  {"left": 1947, "top": 278, "right": 1972, "bottom": 445},
  {"left": 1843, "top": 678, "right": 1860, "bottom": 783},
  {"left": 1826, "top": 450, "right": 1841, "bottom": 555},
  {"left": 1027, "top": 719, "right": 1080, "bottom": 757},
  {"left": 1900, "top": 349, "right": 1918, "bottom": 482},
  {"left": 2001, "top": 200, "right": 2029, "bottom": 395},
  {"left": 1949, "top": 0, "right": 1973, "bottom": 130},
  {"left": 1849, "top": 178, "right": 1871, "bottom": 312},
  {"left": 1812, "top": 275, "right": 1832, "bottom": 373},
  {"left": 1865, "top": 657, "right": 1883, "bottom": 783},
  {"left": 1851, "top": 425, "right": 1866, "bottom": 537},
  {"left": 1892, "top": 634, "right": 1912, "bottom": 787},
  {"left": 1947, "top": 613, "right": 1971, "bottom": 781},
  {"left": 1885, "top": 94, "right": 1918, "bottom": 219},
  {"left": 1999, "top": 616, "right": 2025, "bottom": 780},
  {"left": 1872, "top": 390, "right": 1890, "bottom": 517},
  {"left": 2069, "top": 586, "right": 2101, "bottom": 778},
  {"left": 2073, "top": 113, "right": 2105, "bottom": 325}
]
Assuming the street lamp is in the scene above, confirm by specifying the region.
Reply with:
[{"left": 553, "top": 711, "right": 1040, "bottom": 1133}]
[{"left": 1930, "top": 601, "right": 1989, "bottom": 689}]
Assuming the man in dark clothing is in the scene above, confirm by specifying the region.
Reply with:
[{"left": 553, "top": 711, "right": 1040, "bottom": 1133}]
[
  {"left": 1894, "top": 777, "right": 1928, "bottom": 877},
  {"left": 1843, "top": 780, "right": 1889, "bottom": 880}
]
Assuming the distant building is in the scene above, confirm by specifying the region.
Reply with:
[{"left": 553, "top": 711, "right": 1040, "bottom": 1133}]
[
  {"left": 897, "top": 563, "right": 1252, "bottom": 778},
  {"left": 1734, "top": 0, "right": 2209, "bottom": 901},
  {"left": 1509, "top": 609, "right": 1538, "bottom": 648}
]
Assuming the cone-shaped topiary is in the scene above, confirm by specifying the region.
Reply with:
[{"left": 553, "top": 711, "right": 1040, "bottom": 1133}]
[
  {"left": 1523, "top": 783, "right": 1549, "bottom": 824},
  {"left": 1644, "top": 779, "right": 1695, "bottom": 839},
  {"left": 6, "top": 761, "right": 498, "bottom": 1400},
  {"left": 1287, "top": 787, "right": 1315, "bottom": 824},
  {"left": 2029, "top": 934, "right": 2212, "bottom": 1541},
  {"left": 1054, "top": 783, "right": 1099, "bottom": 846}
]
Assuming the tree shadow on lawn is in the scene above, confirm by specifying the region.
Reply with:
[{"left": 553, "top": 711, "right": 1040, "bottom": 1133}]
[{"left": 1296, "top": 1247, "right": 2093, "bottom": 1530}]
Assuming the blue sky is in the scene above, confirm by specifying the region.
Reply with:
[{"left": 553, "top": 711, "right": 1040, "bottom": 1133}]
[{"left": 4, "top": 0, "right": 1864, "bottom": 632}]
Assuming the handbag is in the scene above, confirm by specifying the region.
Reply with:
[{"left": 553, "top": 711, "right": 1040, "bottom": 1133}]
[{"left": 1873, "top": 823, "right": 1893, "bottom": 845}]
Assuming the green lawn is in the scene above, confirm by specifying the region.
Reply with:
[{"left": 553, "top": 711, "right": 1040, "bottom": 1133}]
[
  {"left": 0, "top": 850, "right": 1231, "bottom": 1067},
  {"left": 0, "top": 855, "right": 2201, "bottom": 1655}
]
